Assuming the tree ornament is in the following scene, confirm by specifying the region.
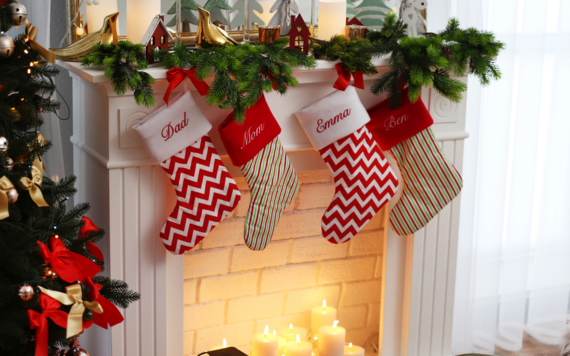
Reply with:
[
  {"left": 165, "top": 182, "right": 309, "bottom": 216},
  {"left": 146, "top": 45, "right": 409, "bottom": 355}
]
[
  {"left": 196, "top": 7, "right": 238, "bottom": 47},
  {"left": 4, "top": 157, "right": 13, "bottom": 171},
  {"left": 0, "top": 137, "right": 7, "bottom": 152},
  {"left": 353, "top": 0, "right": 391, "bottom": 31},
  {"left": 0, "top": 33, "right": 15, "bottom": 58},
  {"left": 7, "top": 188, "right": 18, "bottom": 203},
  {"left": 18, "top": 284, "right": 34, "bottom": 301},
  {"left": 7, "top": 2, "right": 28, "bottom": 26}
]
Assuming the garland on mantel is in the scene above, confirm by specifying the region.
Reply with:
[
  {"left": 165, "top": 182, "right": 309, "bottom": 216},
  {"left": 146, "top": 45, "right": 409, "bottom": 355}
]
[{"left": 80, "top": 13, "right": 504, "bottom": 122}]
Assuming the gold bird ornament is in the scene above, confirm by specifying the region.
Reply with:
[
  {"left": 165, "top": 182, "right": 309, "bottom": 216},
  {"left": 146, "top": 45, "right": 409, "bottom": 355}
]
[
  {"left": 196, "top": 7, "right": 238, "bottom": 48},
  {"left": 50, "top": 12, "right": 119, "bottom": 61}
]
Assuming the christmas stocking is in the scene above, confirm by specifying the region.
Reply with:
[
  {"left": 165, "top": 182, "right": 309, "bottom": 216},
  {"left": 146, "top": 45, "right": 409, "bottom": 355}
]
[
  {"left": 133, "top": 91, "right": 241, "bottom": 254},
  {"left": 295, "top": 86, "right": 399, "bottom": 244},
  {"left": 366, "top": 92, "right": 463, "bottom": 236},
  {"left": 219, "top": 94, "right": 299, "bottom": 251}
]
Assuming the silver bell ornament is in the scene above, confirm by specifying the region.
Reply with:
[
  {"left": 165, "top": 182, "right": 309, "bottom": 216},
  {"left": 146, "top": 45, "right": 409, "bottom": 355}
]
[
  {"left": 4, "top": 157, "right": 13, "bottom": 171},
  {"left": 18, "top": 284, "right": 34, "bottom": 301},
  {"left": 0, "top": 33, "right": 15, "bottom": 58},
  {"left": 7, "top": 188, "right": 18, "bottom": 203},
  {"left": 7, "top": 3, "right": 28, "bottom": 26}
]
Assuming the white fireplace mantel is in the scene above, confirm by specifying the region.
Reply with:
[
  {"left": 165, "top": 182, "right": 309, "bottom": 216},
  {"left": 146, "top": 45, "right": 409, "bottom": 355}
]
[{"left": 60, "top": 58, "right": 467, "bottom": 356}]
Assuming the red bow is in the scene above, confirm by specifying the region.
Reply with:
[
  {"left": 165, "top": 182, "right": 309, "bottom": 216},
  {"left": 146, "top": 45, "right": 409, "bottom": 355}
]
[
  {"left": 83, "top": 277, "right": 124, "bottom": 329},
  {"left": 164, "top": 67, "right": 210, "bottom": 105},
  {"left": 79, "top": 216, "right": 104, "bottom": 263},
  {"left": 27, "top": 293, "right": 68, "bottom": 356},
  {"left": 333, "top": 63, "right": 365, "bottom": 91},
  {"left": 38, "top": 238, "right": 101, "bottom": 282}
]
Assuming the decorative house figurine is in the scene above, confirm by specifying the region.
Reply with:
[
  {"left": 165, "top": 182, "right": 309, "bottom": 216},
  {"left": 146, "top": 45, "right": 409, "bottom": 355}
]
[
  {"left": 288, "top": 13, "right": 310, "bottom": 54},
  {"left": 346, "top": 17, "right": 369, "bottom": 33},
  {"left": 141, "top": 14, "right": 174, "bottom": 64}
]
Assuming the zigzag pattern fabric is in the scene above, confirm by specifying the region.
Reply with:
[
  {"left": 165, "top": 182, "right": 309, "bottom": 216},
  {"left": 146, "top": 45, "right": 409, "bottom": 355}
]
[
  {"left": 320, "top": 126, "right": 398, "bottom": 244},
  {"left": 242, "top": 137, "right": 300, "bottom": 250},
  {"left": 160, "top": 135, "right": 241, "bottom": 254},
  {"left": 388, "top": 128, "right": 463, "bottom": 236}
]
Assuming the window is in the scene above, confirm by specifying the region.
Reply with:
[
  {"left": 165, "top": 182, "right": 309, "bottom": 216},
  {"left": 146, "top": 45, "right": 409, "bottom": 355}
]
[
  {"left": 295, "top": 36, "right": 303, "bottom": 48},
  {"left": 161, "top": 36, "right": 166, "bottom": 45},
  {"left": 151, "top": 37, "right": 155, "bottom": 46}
]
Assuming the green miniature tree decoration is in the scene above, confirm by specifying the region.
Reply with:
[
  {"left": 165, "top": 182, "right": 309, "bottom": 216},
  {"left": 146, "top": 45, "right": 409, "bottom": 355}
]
[
  {"left": 347, "top": 0, "right": 358, "bottom": 20},
  {"left": 204, "top": 0, "right": 232, "bottom": 12},
  {"left": 166, "top": 0, "right": 200, "bottom": 32},
  {"left": 354, "top": 0, "right": 392, "bottom": 30}
]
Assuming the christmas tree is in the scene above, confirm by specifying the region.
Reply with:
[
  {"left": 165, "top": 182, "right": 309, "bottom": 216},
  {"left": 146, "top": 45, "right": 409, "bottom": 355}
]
[
  {"left": 347, "top": 0, "right": 358, "bottom": 19},
  {"left": 203, "top": 0, "right": 232, "bottom": 27},
  {"left": 230, "top": 0, "right": 266, "bottom": 29},
  {"left": 166, "top": 0, "right": 200, "bottom": 32},
  {"left": 203, "top": 0, "right": 232, "bottom": 12},
  {"left": 354, "top": 0, "right": 391, "bottom": 30},
  {"left": 0, "top": 1, "right": 139, "bottom": 355}
]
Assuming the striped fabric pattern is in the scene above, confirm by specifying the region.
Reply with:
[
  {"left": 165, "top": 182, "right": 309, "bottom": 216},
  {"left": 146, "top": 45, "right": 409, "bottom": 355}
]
[
  {"left": 160, "top": 135, "right": 241, "bottom": 254},
  {"left": 388, "top": 127, "right": 463, "bottom": 236},
  {"left": 242, "top": 137, "right": 300, "bottom": 250},
  {"left": 320, "top": 126, "right": 399, "bottom": 244}
]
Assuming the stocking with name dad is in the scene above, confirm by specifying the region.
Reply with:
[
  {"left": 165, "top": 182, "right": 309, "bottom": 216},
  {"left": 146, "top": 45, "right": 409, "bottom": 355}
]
[{"left": 219, "top": 94, "right": 300, "bottom": 251}]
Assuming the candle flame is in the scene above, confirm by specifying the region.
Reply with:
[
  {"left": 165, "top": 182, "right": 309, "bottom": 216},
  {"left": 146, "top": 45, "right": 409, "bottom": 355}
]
[
  {"left": 264, "top": 325, "right": 269, "bottom": 336},
  {"left": 322, "top": 300, "right": 326, "bottom": 308},
  {"left": 223, "top": 339, "right": 227, "bottom": 348},
  {"left": 314, "top": 336, "right": 318, "bottom": 340},
  {"left": 333, "top": 320, "right": 339, "bottom": 328},
  {"left": 349, "top": 343, "right": 353, "bottom": 348},
  {"left": 273, "top": 330, "right": 277, "bottom": 335},
  {"left": 296, "top": 334, "right": 300, "bottom": 344},
  {"left": 289, "top": 323, "right": 293, "bottom": 329}
]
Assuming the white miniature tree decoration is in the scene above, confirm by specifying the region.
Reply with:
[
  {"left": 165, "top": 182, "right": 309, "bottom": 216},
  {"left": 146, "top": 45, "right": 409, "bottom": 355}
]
[
  {"left": 399, "top": 0, "right": 427, "bottom": 37},
  {"left": 268, "top": 0, "right": 300, "bottom": 35}
]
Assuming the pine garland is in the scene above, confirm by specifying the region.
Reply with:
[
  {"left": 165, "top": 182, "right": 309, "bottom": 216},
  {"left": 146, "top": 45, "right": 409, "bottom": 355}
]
[{"left": 81, "top": 15, "right": 504, "bottom": 120}]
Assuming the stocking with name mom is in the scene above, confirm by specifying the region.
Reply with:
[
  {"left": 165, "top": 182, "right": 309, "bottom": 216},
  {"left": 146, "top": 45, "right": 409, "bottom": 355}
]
[
  {"left": 133, "top": 91, "right": 241, "bottom": 254},
  {"left": 219, "top": 94, "right": 300, "bottom": 250},
  {"left": 295, "top": 86, "right": 399, "bottom": 244}
]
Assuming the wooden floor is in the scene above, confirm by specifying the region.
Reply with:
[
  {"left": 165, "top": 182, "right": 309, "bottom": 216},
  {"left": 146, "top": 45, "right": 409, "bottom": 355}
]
[{"left": 495, "top": 334, "right": 561, "bottom": 356}]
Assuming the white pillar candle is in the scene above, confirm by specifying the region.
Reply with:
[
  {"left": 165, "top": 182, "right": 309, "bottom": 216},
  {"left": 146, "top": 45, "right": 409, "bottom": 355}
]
[
  {"left": 344, "top": 343, "right": 364, "bottom": 356},
  {"left": 311, "top": 300, "right": 337, "bottom": 334},
  {"left": 252, "top": 325, "right": 279, "bottom": 356},
  {"left": 127, "top": 0, "right": 161, "bottom": 44},
  {"left": 274, "top": 330, "right": 287, "bottom": 355},
  {"left": 285, "top": 335, "right": 312, "bottom": 356},
  {"left": 86, "top": 0, "right": 119, "bottom": 33},
  {"left": 318, "top": 321, "right": 346, "bottom": 356},
  {"left": 210, "top": 338, "right": 228, "bottom": 351},
  {"left": 280, "top": 324, "right": 307, "bottom": 342},
  {"left": 317, "top": 0, "right": 347, "bottom": 40}
]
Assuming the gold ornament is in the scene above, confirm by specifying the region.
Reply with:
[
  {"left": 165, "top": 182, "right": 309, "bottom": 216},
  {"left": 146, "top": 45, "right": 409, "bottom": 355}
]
[
  {"left": 0, "top": 176, "right": 15, "bottom": 220},
  {"left": 196, "top": 7, "right": 238, "bottom": 48},
  {"left": 18, "top": 284, "right": 35, "bottom": 301},
  {"left": 39, "top": 285, "right": 103, "bottom": 338},
  {"left": 24, "top": 22, "right": 56, "bottom": 64},
  {"left": 50, "top": 12, "right": 119, "bottom": 62},
  {"left": 17, "top": 134, "right": 48, "bottom": 208},
  {"left": 0, "top": 34, "right": 15, "bottom": 58},
  {"left": 7, "top": 2, "right": 27, "bottom": 26}
]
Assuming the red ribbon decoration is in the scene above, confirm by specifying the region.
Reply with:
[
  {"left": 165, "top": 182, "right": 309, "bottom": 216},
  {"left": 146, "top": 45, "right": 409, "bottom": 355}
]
[
  {"left": 163, "top": 67, "right": 210, "bottom": 105},
  {"left": 333, "top": 63, "right": 365, "bottom": 91},
  {"left": 38, "top": 238, "right": 101, "bottom": 283},
  {"left": 83, "top": 277, "right": 124, "bottom": 329},
  {"left": 27, "top": 294, "right": 68, "bottom": 356},
  {"left": 79, "top": 216, "right": 104, "bottom": 263}
]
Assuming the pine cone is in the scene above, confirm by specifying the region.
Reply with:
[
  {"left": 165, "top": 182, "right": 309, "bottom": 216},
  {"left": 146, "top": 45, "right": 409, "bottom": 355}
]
[
  {"left": 442, "top": 46, "right": 454, "bottom": 60},
  {"left": 434, "top": 68, "right": 450, "bottom": 78}
]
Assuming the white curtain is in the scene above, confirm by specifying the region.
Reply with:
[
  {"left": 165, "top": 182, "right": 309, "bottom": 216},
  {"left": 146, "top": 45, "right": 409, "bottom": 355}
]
[
  {"left": 7, "top": 0, "right": 66, "bottom": 181},
  {"left": 426, "top": 0, "right": 570, "bottom": 354}
]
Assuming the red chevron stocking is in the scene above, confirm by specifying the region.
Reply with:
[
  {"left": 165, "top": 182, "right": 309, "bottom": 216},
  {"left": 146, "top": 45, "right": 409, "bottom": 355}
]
[
  {"left": 134, "top": 92, "right": 241, "bottom": 254},
  {"left": 296, "top": 87, "right": 399, "bottom": 243}
]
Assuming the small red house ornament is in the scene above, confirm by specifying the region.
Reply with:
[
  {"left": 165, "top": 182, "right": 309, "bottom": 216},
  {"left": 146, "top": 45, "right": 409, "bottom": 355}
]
[
  {"left": 141, "top": 14, "right": 174, "bottom": 64},
  {"left": 289, "top": 14, "right": 310, "bottom": 54}
]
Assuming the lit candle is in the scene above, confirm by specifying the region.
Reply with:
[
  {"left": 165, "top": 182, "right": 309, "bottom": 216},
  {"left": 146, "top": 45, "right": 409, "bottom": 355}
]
[
  {"left": 86, "top": 0, "right": 119, "bottom": 35},
  {"left": 127, "top": 0, "right": 161, "bottom": 43},
  {"left": 311, "top": 300, "right": 337, "bottom": 334},
  {"left": 281, "top": 323, "right": 307, "bottom": 342},
  {"left": 318, "top": 321, "right": 346, "bottom": 356},
  {"left": 210, "top": 338, "right": 228, "bottom": 351},
  {"left": 317, "top": 0, "right": 347, "bottom": 40},
  {"left": 274, "top": 330, "right": 287, "bottom": 355},
  {"left": 252, "top": 325, "right": 278, "bottom": 356},
  {"left": 285, "top": 334, "right": 312, "bottom": 356},
  {"left": 344, "top": 343, "right": 364, "bottom": 356}
]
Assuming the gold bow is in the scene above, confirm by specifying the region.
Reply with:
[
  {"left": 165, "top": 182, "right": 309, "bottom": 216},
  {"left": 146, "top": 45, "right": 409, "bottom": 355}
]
[
  {"left": 39, "top": 284, "right": 103, "bottom": 338},
  {"left": 0, "top": 176, "right": 15, "bottom": 220},
  {"left": 18, "top": 135, "right": 48, "bottom": 208},
  {"left": 24, "top": 22, "right": 56, "bottom": 64}
]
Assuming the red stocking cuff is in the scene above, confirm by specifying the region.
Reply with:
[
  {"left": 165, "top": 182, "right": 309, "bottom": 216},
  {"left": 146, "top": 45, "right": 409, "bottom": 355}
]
[
  {"left": 219, "top": 94, "right": 281, "bottom": 166},
  {"left": 366, "top": 91, "right": 434, "bottom": 151}
]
